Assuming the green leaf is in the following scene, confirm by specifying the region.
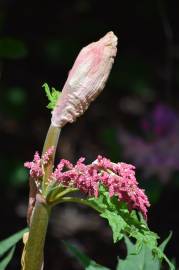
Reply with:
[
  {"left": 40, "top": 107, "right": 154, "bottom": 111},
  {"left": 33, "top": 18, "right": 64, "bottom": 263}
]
[
  {"left": 0, "top": 246, "right": 15, "bottom": 270},
  {"left": 116, "top": 237, "right": 160, "bottom": 270},
  {"left": 64, "top": 241, "right": 110, "bottom": 270},
  {"left": 101, "top": 211, "right": 126, "bottom": 242},
  {"left": 159, "top": 232, "right": 172, "bottom": 252},
  {"left": 123, "top": 235, "right": 135, "bottom": 254},
  {"left": 87, "top": 185, "right": 174, "bottom": 269},
  {"left": 87, "top": 186, "right": 158, "bottom": 247},
  {"left": 116, "top": 234, "right": 175, "bottom": 270},
  {"left": 42, "top": 83, "right": 61, "bottom": 110},
  {"left": 0, "top": 228, "right": 28, "bottom": 256},
  {"left": 0, "top": 38, "right": 27, "bottom": 59}
]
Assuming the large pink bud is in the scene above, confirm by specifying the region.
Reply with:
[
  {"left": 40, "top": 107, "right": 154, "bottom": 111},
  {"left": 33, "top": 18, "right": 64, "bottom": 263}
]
[{"left": 51, "top": 31, "right": 118, "bottom": 128}]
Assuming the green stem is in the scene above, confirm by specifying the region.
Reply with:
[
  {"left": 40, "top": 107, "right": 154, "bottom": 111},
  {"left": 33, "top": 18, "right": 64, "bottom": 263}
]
[
  {"left": 58, "top": 196, "right": 102, "bottom": 213},
  {"left": 22, "top": 124, "right": 61, "bottom": 270},
  {"left": 22, "top": 198, "right": 51, "bottom": 270},
  {"left": 42, "top": 124, "right": 61, "bottom": 155},
  {"left": 48, "top": 188, "right": 78, "bottom": 206},
  {"left": 42, "top": 124, "right": 61, "bottom": 192}
]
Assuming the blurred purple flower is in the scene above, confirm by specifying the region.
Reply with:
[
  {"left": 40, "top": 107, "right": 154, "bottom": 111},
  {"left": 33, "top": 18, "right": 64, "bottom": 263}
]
[
  {"left": 118, "top": 103, "right": 179, "bottom": 182},
  {"left": 141, "top": 103, "right": 178, "bottom": 136}
]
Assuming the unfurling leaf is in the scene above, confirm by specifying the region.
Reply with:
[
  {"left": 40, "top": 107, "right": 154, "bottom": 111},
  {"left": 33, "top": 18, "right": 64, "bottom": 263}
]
[{"left": 42, "top": 83, "right": 61, "bottom": 110}]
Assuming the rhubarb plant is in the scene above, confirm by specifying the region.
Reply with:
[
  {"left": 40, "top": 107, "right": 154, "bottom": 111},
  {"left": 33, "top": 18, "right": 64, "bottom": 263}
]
[{"left": 0, "top": 31, "right": 174, "bottom": 269}]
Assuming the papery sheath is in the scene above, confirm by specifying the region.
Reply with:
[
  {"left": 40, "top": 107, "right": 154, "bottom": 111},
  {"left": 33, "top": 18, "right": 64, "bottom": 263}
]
[{"left": 51, "top": 31, "right": 118, "bottom": 128}]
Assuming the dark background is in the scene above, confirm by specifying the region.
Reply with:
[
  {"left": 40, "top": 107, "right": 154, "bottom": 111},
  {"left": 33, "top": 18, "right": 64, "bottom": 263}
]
[{"left": 0, "top": 0, "right": 179, "bottom": 269}]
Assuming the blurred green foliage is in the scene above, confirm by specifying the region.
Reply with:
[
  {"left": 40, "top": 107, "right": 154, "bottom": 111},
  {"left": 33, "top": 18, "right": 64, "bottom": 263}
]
[
  {"left": 100, "top": 128, "right": 121, "bottom": 162},
  {"left": 0, "top": 38, "right": 27, "bottom": 59},
  {"left": 44, "top": 39, "right": 80, "bottom": 65},
  {"left": 0, "top": 87, "right": 27, "bottom": 119},
  {"left": 6, "top": 87, "right": 27, "bottom": 106},
  {"left": 111, "top": 56, "right": 153, "bottom": 92},
  {"left": 10, "top": 165, "right": 28, "bottom": 186},
  {"left": 1, "top": 158, "right": 28, "bottom": 186}
]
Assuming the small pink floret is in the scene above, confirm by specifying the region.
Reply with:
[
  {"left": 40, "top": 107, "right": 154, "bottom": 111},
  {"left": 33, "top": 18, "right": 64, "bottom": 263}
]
[
  {"left": 24, "top": 147, "right": 54, "bottom": 179},
  {"left": 42, "top": 146, "right": 54, "bottom": 164},
  {"left": 24, "top": 151, "right": 43, "bottom": 179}
]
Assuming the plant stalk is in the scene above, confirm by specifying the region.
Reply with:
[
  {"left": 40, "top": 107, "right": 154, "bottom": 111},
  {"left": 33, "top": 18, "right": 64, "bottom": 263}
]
[
  {"left": 42, "top": 124, "right": 61, "bottom": 191},
  {"left": 22, "top": 124, "right": 61, "bottom": 270},
  {"left": 22, "top": 196, "right": 51, "bottom": 270},
  {"left": 58, "top": 196, "right": 102, "bottom": 213}
]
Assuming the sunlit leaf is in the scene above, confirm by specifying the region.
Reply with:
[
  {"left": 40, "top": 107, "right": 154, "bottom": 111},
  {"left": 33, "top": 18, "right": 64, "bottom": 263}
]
[
  {"left": 116, "top": 234, "right": 174, "bottom": 270},
  {"left": 87, "top": 185, "right": 173, "bottom": 269}
]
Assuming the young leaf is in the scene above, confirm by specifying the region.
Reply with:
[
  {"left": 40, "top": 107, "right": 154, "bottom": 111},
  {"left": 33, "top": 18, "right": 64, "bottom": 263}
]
[
  {"left": 0, "top": 246, "right": 15, "bottom": 270},
  {"left": 42, "top": 83, "right": 61, "bottom": 110},
  {"left": 64, "top": 241, "right": 110, "bottom": 270},
  {"left": 0, "top": 228, "right": 28, "bottom": 256}
]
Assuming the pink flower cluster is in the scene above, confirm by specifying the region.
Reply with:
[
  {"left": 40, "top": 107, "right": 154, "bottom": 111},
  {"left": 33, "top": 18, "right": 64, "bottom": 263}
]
[
  {"left": 24, "top": 147, "right": 54, "bottom": 179},
  {"left": 25, "top": 151, "right": 150, "bottom": 218}
]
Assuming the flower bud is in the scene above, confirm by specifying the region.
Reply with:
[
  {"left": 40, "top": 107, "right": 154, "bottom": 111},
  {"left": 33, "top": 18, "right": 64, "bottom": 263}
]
[{"left": 51, "top": 31, "right": 118, "bottom": 128}]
